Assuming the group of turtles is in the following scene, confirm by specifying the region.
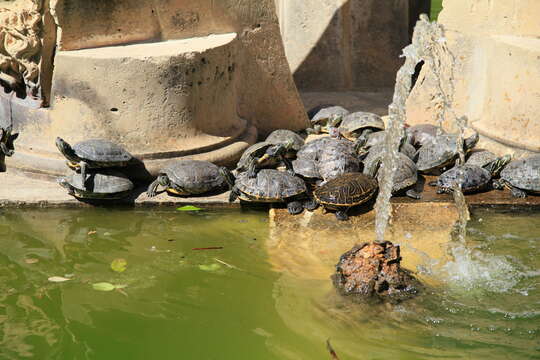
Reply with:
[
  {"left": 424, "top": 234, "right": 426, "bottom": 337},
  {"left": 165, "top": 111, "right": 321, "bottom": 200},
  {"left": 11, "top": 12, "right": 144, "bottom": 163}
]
[{"left": 52, "top": 105, "right": 540, "bottom": 214}]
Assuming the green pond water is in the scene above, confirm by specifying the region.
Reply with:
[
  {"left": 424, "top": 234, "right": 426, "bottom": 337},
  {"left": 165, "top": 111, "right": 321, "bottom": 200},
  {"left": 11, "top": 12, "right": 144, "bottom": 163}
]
[{"left": 0, "top": 207, "right": 538, "bottom": 359}]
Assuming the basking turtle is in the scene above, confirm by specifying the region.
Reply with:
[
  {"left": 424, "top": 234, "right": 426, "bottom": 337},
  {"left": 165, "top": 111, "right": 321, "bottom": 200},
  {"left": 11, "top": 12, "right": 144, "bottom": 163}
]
[
  {"left": 0, "top": 125, "right": 18, "bottom": 157},
  {"left": 265, "top": 129, "right": 305, "bottom": 158},
  {"left": 364, "top": 152, "right": 420, "bottom": 199},
  {"left": 297, "top": 137, "right": 356, "bottom": 161},
  {"left": 306, "top": 106, "right": 349, "bottom": 134},
  {"left": 362, "top": 138, "right": 416, "bottom": 163},
  {"left": 55, "top": 137, "right": 133, "bottom": 189},
  {"left": 363, "top": 131, "right": 386, "bottom": 150},
  {"left": 223, "top": 168, "right": 314, "bottom": 214},
  {"left": 307, "top": 104, "right": 335, "bottom": 120},
  {"left": 317, "top": 150, "right": 360, "bottom": 182},
  {"left": 314, "top": 172, "right": 378, "bottom": 221},
  {"left": 147, "top": 160, "right": 228, "bottom": 197},
  {"left": 236, "top": 141, "right": 293, "bottom": 178},
  {"left": 58, "top": 169, "right": 134, "bottom": 200},
  {"left": 338, "top": 111, "right": 385, "bottom": 142},
  {"left": 465, "top": 149, "right": 511, "bottom": 178},
  {"left": 435, "top": 156, "right": 511, "bottom": 194},
  {"left": 415, "top": 132, "right": 479, "bottom": 174},
  {"left": 406, "top": 124, "right": 443, "bottom": 148},
  {"left": 493, "top": 155, "right": 540, "bottom": 198}
]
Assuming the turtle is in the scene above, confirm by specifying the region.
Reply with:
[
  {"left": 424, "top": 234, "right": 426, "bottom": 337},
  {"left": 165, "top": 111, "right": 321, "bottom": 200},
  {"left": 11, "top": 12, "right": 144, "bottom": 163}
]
[
  {"left": 493, "top": 155, "right": 540, "bottom": 198},
  {"left": 0, "top": 125, "right": 18, "bottom": 157},
  {"left": 434, "top": 155, "right": 511, "bottom": 194},
  {"left": 265, "top": 129, "right": 305, "bottom": 158},
  {"left": 307, "top": 104, "right": 335, "bottom": 120},
  {"left": 406, "top": 124, "right": 444, "bottom": 148},
  {"left": 147, "top": 160, "right": 228, "bottom": 197},
  {"left": 313, "top": 172, "right": 378, "bottom": 221},
  {"left": 222, "top": 168, "right": 315, "bottom": 214},
  {"left": 58, "top": 169, "right": 134, "bottom": 200},
  {"left": 306, "top": 106, "right": 349, "bottom": 134},
  {"left": 338, "top": 111, "right": 385, "bottom": 143},
  {"left": 362, "top": 131, "right": 387, "bottom": 150},
  {"left": 415, "top": 132, "right": 479, "bottom": 174},
  {"left": 317, "top": 150, "right": 360, "bottom": 182},
  {"left": 55, "top": 137, "right": 133, "bottom": 190},
  {"left": 361, "top": 137, "right": 417, "bottom": 163},
  {"left": 236, "top": 141, "right": 294, "bottom": 178},
  {"left": 364, "top": 152, "right": 420, "bottom": 199}
]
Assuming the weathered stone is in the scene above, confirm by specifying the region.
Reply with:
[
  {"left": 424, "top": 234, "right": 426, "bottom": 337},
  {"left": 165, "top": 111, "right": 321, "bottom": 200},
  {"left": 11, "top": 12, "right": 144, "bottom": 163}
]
[
  {"left": 275, "top": 0, "right": 411, "bottom": 90},
  {"left": 406, "top": 0, "right": 540, "bottom": 157},
  {"left": 332, "top": 242, "right": 421, "bottom": 303}
]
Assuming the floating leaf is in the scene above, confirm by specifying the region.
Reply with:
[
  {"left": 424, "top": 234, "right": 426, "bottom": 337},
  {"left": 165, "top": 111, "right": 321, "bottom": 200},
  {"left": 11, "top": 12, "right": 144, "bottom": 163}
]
[
  {"left": 87, "top": 230, "right": 97, "bottom": 235},
  {"left": 92, "top": 282, "right": 116, "bottom": 292},
  {"left": 48, "top": 276, "right": 71, "bottom": 283},
  {"left": 111, "top": 258, "right": 127, "bottom": 273},
  {"left": 177, "top": 205, "right": 202, "bottom": 211},
  {"left": 198, "top": 263, "right": 221, "bottom": 272},
  {"left": 25, "top": 258, "right": 39, "bottom": 264}
]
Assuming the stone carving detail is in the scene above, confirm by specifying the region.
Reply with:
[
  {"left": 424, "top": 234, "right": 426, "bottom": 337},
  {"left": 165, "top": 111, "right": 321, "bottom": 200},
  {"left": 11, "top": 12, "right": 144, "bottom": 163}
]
[{"left": 0, "top": 0, "right": 42, "bottom": 100}]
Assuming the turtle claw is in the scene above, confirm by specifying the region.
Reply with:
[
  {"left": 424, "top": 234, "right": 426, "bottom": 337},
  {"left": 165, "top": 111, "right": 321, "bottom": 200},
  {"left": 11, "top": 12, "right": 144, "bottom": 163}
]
[
  {"left": 405, "top": 189, "right": 421, "bottom": 199},
  {"left": 304, "top": 198, "right": 319, "bottom": 211},
  {"left": 335, "top": 211, "right": 349, "bottom": 221},
  {"left": 287, "top": 201, "right": 304, "bottom": 215}
]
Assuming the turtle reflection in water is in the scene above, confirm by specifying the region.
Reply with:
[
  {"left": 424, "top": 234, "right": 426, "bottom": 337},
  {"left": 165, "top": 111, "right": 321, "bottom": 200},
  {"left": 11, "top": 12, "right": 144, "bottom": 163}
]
[{"left": 332, "top": 242, "right": 421, "bottom": 304}]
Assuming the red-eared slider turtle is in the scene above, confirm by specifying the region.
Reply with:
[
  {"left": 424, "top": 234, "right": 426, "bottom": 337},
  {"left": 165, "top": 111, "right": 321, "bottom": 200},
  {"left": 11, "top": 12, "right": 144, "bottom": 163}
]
[
  {"left": 236, "top": 141, "right": 294, "bottom": 178},
  {"left": 147, "top": 160, "right": 228, "bottom": 197},
  {"left": 55, "top": 137, "right": 133, "bottom": 189},
  {"left": 265, "top": 129, "right": 305, "bottom": 158},
  {"left": 307, "top": 104, "right": 335, "bottom": 120},
  {"left": 362, "top": 131, "right": 386, "bottom": 150},
  {"left": 406, "top": 124, "right": 444, "bottom": 148},
  {"left": 223, "top": 168, "right": 313, "bottom": 214},
  {"left": 317, "top": 150, "right": 360, "bottom": 182},
  {"left": 58, "top": 169, "right": 134, "bottom": 200},
  {"left": 338, "top": 111, "right": 385, "bottom": 142},
  {"left": 306, "top": 106, "right": 349, "bottom": 134},
  {"left": 434, "top": 156, "right": 511, "bottom": 194},
  {"left": 364, "top": 152, "right": 420, "bottom": 199},
  {"left": 465, "top": 149, "right": 510, "bottom": 177},
  {"left": 314, "top": 172, "right": 378, "bottom": 221},
  {"left": 415, "top": 132, "right": 479, "bottom": 174},
  {"left": 297, "top": 137, "right": 356, "bottom": 161},
  {"left": 493, "top": 155, "right": 540, "bottom": 198},
  {"left": 0, "top": 125, "right": 18, "bottom": 156}
]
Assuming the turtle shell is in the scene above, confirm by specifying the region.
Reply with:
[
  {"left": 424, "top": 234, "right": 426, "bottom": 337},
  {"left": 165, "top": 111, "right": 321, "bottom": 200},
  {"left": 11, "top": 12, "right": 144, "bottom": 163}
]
[
  {"left": 292, "top": 159, "right": 321, "bottom": 180},
  {"left": 415, "top": 135, "right": 461, "bottom": 173},
  {"left": 406, "top": 124, "right": 443, "bottom": 148},
  {"left": 338, "top": 112, "right": 385, "bottom": 137},
  {"left": 64, "top": 169, "right": 134, "bottom": 199},
  {"left": 236, "top": 142, "right": 274, "bottom": 170},
  {"left": 314, "top": 172, "right": 378, "bottom": 206},
  {"left": 437, "top": 165, "right": 491, "bottom": 193},
  {"left": 500, "top": 155, "right": 540, "bottom": 193},
  {"left": 363, "top": 152, "right": 417, "bottom": 193},
  {"left": 311, "top": 106, "right": 349, "bottom": 125},
  {"left": 465, "top": 150, "right": 497, "bottom": 168},
  {"left": 297, "top": 137, "right": 355, "bottom": 161},
  {"left": 72, "top": 139, "right": 132, "bottom": 163},
  {"left": 317, "top": 151, "right": 360, "bottom": 181},
  {"left": 235, "top": 169, "right": 307, "bottom": 202},
  {"left": 364, "top": 131, "right": 386, "bottom": 149},
  {"left": 265, "top": 129, "right": 305, "bottom": 152},
  {"left": 162, "top": 160, "right": 225, "bottom": 195}
]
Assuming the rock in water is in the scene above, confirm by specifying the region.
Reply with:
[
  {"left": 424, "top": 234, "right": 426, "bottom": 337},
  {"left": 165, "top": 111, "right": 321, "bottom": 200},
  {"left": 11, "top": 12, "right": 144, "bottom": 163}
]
[{"left": 332, "top": 242, "right": 421, "bottom": 303}]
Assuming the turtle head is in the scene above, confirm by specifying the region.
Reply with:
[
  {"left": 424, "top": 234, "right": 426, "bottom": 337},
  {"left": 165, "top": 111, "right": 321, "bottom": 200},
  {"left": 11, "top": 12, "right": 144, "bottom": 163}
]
[
  {"left": 55, "top": 137, "right": 79, "bottom": 162},
  {"left": 328, "top": 114, "right": 343, "bottom": 128},
  {"left": 484, "top": 154, "right": 512, "bottom": 177},
  {"left": 267, "top": 143, "right": 288, "bottom": 157},
  {"left": 57, "top": 176, "right": 70, "bottom": 190},
  {"left": 464, "top": 132, "right": 480, "bottom": 151},
  {"left": 218, "top": 167, "right": 236, "bottom": 189}
]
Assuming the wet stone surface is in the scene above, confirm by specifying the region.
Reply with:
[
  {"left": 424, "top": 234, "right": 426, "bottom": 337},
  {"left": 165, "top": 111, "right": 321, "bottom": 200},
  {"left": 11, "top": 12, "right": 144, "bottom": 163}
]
[{"left": 332, "top": 242, "right": 421, "bottom": 304}]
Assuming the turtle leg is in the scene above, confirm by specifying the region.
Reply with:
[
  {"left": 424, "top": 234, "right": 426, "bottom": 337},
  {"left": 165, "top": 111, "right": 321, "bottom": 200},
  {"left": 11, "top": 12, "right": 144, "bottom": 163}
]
[
  {"left": 509, "top": 185, "right": 527, "bottom": 198},
  {"left": 79, "top": 161, "right": 88, "bottom": 190},
  {"left": 247, "top": 157, "right": 258, "bottom": 178},
  {"left": 492, "top": 179, "right": 505, "bottom": 190},
  {"left": 229, "top": 186, "right": 241, "bottom": 202},
  {"left": 405, "top": 188, "right": 421, "bottom": 199},
  {"left": 0, "top": 143, "right": 13, "bottom": 156},
  {"left": 303, "top": 198, "right": 319, "bottom": 211},
  {"left": 282, "top": 157, "right": 296, "bottom": 176},
  {"left": 428, "top": 180, "right": 438, "bottom": 187},
  {"left": 436, "top": 187, "right": 451, "bottom": 194},
  {"left": 147, "top": 175, "right": 170, "bottom": 197},
  {"left": 287, "top": 201, "right": 304, "bottom": 215},
  {"left": 335, "top": 210, "right": 349, "bottom": 221}
]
